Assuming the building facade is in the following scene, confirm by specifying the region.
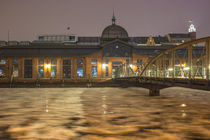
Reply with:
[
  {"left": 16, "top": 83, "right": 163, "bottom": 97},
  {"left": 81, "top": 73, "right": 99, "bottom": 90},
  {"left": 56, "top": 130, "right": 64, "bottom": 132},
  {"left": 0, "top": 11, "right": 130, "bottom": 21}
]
[{"left": 0, "top": 16, "right": 196, "bottom": 80}]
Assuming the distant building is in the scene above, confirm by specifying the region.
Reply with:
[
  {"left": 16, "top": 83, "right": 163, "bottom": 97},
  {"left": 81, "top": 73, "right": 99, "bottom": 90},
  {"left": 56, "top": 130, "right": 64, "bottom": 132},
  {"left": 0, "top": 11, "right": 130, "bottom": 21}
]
[{"left": 0, "top": 14, "right": 196, "bottom": 80}]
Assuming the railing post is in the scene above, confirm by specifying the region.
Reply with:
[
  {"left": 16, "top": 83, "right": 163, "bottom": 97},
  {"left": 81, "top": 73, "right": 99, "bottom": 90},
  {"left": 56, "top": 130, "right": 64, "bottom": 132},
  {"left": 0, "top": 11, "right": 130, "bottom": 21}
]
[
  {"left": 206, "top": 41, "right": 210, "bottom": 80},
  {"left": 156, "top": 60, "right": 158, "bottom": 78},
  {"left": 163, "top": 54, "right": 166, "bottom": 78},
  {"left": 172, "top": 50, "right": 175, "bottom": 78},
  {"left": 188, "top": 46, "right": 192, "bottom": 79}
]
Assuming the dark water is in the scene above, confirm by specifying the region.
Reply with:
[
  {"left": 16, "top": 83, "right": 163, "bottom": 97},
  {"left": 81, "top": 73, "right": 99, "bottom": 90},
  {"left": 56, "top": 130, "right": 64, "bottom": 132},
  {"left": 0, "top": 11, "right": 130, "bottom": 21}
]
[{"left": 0, "top": 87, "right": 210, "bottom": 140}]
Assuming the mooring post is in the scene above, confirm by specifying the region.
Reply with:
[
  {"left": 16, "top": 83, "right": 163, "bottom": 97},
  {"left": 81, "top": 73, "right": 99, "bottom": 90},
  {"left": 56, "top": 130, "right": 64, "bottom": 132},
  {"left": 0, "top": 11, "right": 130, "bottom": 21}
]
[{"left": 149, "top": 88, "right": 160, "bottom": 96}]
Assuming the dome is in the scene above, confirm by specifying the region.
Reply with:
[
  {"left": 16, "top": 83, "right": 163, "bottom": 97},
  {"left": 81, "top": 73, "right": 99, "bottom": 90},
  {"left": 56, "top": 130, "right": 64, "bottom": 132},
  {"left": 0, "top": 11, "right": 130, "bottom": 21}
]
[{"left": 101, "top": 24, "right": 129, "bottom": 39}]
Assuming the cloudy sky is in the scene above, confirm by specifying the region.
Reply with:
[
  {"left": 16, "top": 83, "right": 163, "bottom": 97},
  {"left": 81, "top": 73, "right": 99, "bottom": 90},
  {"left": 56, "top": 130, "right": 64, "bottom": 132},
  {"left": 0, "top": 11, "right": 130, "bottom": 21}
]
[{"left": 0, "top": 0, "right": 210, "bottom": 41}]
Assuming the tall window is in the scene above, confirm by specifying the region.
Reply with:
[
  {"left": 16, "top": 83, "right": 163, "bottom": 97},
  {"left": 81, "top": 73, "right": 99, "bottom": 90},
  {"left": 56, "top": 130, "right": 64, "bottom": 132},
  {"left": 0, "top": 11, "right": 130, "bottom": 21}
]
[
  {"left": 0, "top": 59, "right": 6, "bottom": 64},
  {"left": 38, "top": 59, "right": 44, "bottom": 78},
  {"left": 137, "top": 59, "right": 143, "bottom": 65},
  {"left": 105, "top": 60, "right": 109, "bottom": 76},
  {"left": 77, "top": 59, "right": 83, "bottom": 77},
  {"left": 12, "top": 59, "right": 18, "bottom": 77},
  {"left": 24, "top": 60, "right": 32, "bottom": 78},
  {"left": 126, "top": 59, "right": 129, "bottom": 75},
  {"left": 51, "top": 59, "right": 57, "bottom": 78},
  {"left": 63, "top": 59, "right": 71, "bottom": 78},
  {"left": 91, "top": 59, "right": 97, "bottom": 77},
  {"left": 0, "top": 59, "right": 6, "bottom": 78}
]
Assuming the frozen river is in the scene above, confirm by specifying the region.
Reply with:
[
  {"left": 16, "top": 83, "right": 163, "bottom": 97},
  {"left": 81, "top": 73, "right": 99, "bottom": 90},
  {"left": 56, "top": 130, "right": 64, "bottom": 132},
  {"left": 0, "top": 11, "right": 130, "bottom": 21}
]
[{"left": 0, "top": 87, "right": 210, "bottom": 140}]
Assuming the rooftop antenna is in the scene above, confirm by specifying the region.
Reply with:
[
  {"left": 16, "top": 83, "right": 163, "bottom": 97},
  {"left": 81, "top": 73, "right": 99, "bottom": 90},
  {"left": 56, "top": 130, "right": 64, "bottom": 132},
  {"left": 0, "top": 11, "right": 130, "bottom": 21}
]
[
  {"left": 112, "top": 9, "right": 116, "bottom": 25},
  {"left": 8, "top": 30, "right": 10, "bottom": 42}
]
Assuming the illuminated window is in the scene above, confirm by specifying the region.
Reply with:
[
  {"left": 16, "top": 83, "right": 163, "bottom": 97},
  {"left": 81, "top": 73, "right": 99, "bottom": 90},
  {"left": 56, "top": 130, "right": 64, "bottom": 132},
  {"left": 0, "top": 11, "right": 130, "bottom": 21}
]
[
  {"left": 63, "top": 59, "right": 71, "bottom": 78},
  {"left": 91, "top": 59, "right": 97, "bottom": 65},
  {"left": 51, "top": 59, "right": 57, "bottom": 78},
  {"left": 105, "top": 60, "right": 109, "bottom": 76},
  {"left": 77, "top": 59, "right": 83, "bottom": 77},
  {"left": 0, "top": 66, "right": 5, "bottom": 77},
  {"left": 91, "top": 59, "right": 97, "bottom": 77},
  {"left": 38, "top": 59, "right": 44, "bottom": 78},
  {"left": 12, "top": 59, "right": 18, "bottom": 77},
  {"left": 91, "top": 66, "right": 97, "bottom": 77},
  {"left": 0, "top": 59, "right": 6, "bottom": 64}
]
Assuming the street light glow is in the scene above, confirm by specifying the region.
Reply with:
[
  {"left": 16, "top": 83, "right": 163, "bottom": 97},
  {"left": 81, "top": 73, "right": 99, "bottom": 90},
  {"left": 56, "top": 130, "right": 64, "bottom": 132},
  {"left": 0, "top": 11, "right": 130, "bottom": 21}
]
[
  {"left": 102, "top": 64, "right": 107, "bottom": 69},
  {"left": 45, "top": 64, "right": 51, "bottom": 69},
  {"left": 184, "top": 67, "right": 190, "bottom": 70},
  {"left": 168, "top": 68, "right": 173, "bottom": 71}
]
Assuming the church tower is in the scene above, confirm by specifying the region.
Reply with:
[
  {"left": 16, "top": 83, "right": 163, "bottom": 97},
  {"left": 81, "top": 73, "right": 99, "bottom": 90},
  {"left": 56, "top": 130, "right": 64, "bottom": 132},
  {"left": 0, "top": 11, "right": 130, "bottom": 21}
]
[{"left": 188, "top": 20, "right": 196, "bottom": 40}]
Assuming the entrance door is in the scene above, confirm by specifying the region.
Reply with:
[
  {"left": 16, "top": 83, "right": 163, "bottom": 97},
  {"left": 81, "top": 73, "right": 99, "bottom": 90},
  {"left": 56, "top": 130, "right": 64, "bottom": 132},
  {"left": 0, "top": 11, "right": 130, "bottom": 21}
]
[{"left": 112, "top": 61, "right": 122, "bottom": 78}]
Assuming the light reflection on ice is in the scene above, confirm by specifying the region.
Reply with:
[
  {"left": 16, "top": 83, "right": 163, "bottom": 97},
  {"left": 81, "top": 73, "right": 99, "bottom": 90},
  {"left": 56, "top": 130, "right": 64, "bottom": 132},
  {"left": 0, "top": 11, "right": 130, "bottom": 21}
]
[{"left": 0, "top": 87, "right": 210, "bottom": 140}]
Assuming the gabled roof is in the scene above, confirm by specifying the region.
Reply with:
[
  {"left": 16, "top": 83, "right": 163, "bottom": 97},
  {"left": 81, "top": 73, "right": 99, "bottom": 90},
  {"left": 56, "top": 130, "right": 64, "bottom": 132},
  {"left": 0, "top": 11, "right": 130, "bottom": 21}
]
[{"left": 100, "top": 39, "right": 134, "bottom": 48}]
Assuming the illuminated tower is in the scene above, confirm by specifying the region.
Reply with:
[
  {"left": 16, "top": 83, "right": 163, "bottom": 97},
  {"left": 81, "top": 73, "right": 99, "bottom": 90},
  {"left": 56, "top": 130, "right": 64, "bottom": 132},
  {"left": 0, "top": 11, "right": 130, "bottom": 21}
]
[{"left": 188, "top": 20, "right": 196, "bottom": 40}]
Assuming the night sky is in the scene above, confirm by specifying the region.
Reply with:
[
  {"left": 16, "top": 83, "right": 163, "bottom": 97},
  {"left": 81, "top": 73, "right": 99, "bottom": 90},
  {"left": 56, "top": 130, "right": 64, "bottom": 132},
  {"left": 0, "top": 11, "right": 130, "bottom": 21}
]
[{"left": 0, "top": 0, "right": 210, "bottom": 41}]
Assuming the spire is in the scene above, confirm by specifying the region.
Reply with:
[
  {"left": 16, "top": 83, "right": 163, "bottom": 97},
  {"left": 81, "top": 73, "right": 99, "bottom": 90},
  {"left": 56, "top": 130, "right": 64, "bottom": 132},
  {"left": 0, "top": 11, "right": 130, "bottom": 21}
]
[{"left": 112, "top": 9, "right": 116, "bottom": 25}]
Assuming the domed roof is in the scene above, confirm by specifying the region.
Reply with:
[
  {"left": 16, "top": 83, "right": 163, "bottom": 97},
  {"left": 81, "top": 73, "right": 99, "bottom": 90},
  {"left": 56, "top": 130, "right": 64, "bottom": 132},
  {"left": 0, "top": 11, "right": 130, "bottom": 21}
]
[{"left": 101, "top": 24, "right": 129, "bottom": 39}]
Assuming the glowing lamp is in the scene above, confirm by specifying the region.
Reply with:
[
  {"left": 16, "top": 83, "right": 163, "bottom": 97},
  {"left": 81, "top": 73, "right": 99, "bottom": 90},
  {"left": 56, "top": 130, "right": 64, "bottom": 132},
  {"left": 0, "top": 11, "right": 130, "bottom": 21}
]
[
  {"left": 181, "top": 104, "right": 186, "bottom": 107},
  {"left": 168, "top": 68, "right": 173, "bottom": 71},
  {"left": 45, "top": 64, "right": 51, "bottom": 69},
  {"left": 183, "top": 67, "right": 190, "bottom": 70},
  {"left": 102, "top": 64, "right": 107, "bottom": 69}
]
